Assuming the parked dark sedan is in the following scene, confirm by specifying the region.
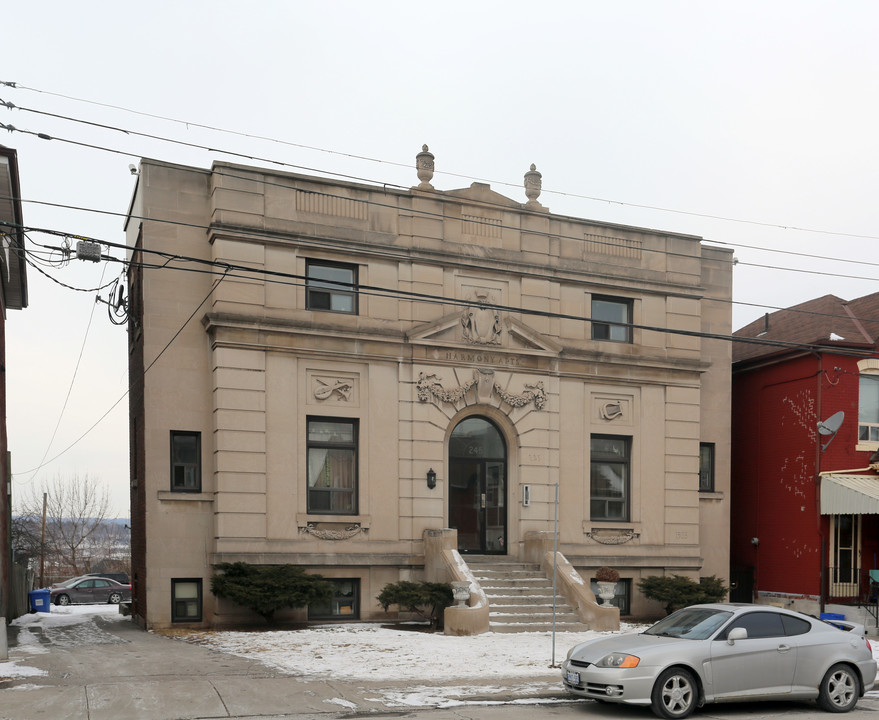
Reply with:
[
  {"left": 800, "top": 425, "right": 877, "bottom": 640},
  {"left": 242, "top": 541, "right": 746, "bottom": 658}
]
[{"left": 50, "top": 576, "right": 132, "bottom": 606}]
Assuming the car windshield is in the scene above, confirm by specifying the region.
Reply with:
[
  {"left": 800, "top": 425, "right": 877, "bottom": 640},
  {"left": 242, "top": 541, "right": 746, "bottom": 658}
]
[{"left": 644, "top": 608, "right": 733, "bottom": 640}]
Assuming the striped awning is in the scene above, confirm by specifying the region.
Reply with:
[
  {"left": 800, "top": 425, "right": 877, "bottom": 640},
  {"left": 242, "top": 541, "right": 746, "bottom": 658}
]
[{"left": 821, "top": 474, "right": 879, "bottom": 515}]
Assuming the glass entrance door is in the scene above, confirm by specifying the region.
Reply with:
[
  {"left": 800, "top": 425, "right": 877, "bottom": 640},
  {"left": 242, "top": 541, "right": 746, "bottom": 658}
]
[{"left": 449, "top": 418, "right": 507, "bottom": 554}]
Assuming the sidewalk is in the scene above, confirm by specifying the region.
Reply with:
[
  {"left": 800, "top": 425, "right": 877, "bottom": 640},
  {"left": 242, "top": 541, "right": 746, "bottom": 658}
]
[{"left": 0, "top": 610, "right": 568, "bottom": 720}]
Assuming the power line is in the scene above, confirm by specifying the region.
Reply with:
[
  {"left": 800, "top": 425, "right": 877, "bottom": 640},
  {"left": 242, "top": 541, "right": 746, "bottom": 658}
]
[
  {"left": 20, "top": 229, "right": 879, "bottom": 358},
  {"left": 5, "top": 80, "right": 879, "bottom": 244}
]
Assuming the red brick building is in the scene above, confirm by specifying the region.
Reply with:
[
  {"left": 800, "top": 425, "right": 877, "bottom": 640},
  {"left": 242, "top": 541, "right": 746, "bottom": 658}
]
[{"left": 732, "top": 293, "right": 879, "bottom": 619}]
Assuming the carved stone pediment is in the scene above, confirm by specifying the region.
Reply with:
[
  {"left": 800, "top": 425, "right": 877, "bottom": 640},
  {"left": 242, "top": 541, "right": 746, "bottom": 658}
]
[{"left": 408, "top": 313, "right": 561, "bottom": 356}]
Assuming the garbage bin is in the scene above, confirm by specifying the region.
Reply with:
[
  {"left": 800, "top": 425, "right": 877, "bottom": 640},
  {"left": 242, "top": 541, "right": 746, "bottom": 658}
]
[{"left": 28, "top": 589, "right": 51, "bottom": 613}]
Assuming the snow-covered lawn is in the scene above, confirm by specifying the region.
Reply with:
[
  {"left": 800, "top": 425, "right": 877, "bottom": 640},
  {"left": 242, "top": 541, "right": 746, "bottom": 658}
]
[{"left": 172, "top": 621, "right": 646, "bottom": 682}]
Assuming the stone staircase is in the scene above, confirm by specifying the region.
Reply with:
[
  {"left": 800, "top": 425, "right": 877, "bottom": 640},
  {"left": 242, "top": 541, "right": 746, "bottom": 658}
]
[{"left": 465, "top": 557, "right": 591, "bottom": 633}]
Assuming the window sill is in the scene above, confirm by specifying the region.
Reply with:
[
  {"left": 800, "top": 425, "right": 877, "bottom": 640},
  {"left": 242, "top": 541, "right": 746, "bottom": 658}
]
[
  {"left": 699, "top": 491, "right": 724, "bottom": 500},
  {"left": 158, "top": 491, "right": 212, "bottom": 503},
  {"left": 856, "top": 443, "right": 879, "bottom": 453},
  {"left": 298, "top": 513, "right": 371, "bottom": 528}
]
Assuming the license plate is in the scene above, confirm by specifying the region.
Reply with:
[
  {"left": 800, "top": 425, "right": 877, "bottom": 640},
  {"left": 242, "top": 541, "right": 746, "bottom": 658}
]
[{"left": 566, "top": 671, "right": 580, "bottom": 685}]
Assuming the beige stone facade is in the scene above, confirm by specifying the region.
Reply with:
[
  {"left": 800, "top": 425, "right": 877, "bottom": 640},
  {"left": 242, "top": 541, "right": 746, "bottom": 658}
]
[{"left": 125, "top": 150, "right": 732, "bottom": 628}]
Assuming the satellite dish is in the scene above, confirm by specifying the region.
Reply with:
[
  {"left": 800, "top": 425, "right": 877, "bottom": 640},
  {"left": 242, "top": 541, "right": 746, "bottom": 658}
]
[
  {"left": 817, "top": 411, "right": 844, "bottom": 451},
  {"left": 818, "top": 411, "right": 844, "bottom": 435}
]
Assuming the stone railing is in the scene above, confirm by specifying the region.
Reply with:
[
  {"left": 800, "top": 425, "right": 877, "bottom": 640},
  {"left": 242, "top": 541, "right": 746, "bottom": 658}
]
[
  {"left": 423, "top": 529, "right": 490, "bottom": 636},
  {"left": 524, "top": 530, "right": 620, "bottom": 632}
]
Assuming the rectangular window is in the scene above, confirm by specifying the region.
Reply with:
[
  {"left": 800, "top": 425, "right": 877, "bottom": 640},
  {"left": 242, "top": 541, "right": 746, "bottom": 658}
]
[
  {"left": 858, "top": 374, "right": 879, "bottom": 443},
  {"left": 591, "top": 296, "right": 632, "bottom": 343},
  {"left": 699, "top": 443, "right": 715, "bottom": 492},
  {"left": 307, "top": 418, "right": 358, "bottom": 514},
  {"left": 306, "top": 260, "right": 358, "bottom": 314},
  {"left": 171, "top": 431, "right": 201, "bottom": 492},
  {"left": 308, "top": 578, "right": 360, "bottom": 620},
  {"left": 590, "top": 578, "right": 631, "bottom": 615},
  {"left": 590, "top": 435, "right": 630, "bottom": 521},
  {"left": 172, "top": 578, "right": 202, "bottom": 622}
]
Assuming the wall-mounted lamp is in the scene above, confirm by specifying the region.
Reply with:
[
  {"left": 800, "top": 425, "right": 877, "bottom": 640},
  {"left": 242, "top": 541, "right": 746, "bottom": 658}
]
[
  {"left": 751, "top": 537, "right": 760, "bottom": 547},
  {"left": 426, "top": 468, "right": 437, "bottom": 489}
]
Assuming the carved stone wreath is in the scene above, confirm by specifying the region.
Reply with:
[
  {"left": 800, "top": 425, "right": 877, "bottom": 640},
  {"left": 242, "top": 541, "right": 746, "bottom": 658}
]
[
  {"left": 301, "top": 524, "right": 363, "bottom": 540},
  {"left": 585, "top": 528, "right": 639, "bottom": 545}
]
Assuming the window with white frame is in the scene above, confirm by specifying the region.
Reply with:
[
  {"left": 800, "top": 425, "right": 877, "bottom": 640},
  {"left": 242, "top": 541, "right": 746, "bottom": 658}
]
[{"left": 858, "top": 370, "right": 879, "bottom": 444}]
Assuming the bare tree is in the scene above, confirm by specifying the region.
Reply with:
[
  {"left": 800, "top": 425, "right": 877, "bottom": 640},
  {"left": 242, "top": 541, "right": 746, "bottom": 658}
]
[{"left": 16, "top": 474, "right": 112, "bottom": 582}]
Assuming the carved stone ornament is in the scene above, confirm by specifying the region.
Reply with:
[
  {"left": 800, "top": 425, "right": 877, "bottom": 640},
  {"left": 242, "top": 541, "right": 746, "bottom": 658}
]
[
  {"left": 585, "top": 528, "right": 640, "bottom": 545},
  {"left": 524, "top": 163, "right": 542, "bottom": 205},
  {"left": 313, "top": 378, "right": 353, "bottom": 401},
  {"left": 416, "top": 144, "right": 435, "bottom": 189},
  {"left": 301, "top": 523, "right": 363, "bottom": 540},
  {"left": 461, "top": 290, "right": 502, "bottom": 345},
  {"left": 417, "top": 371, "right": 477, "bottom": 404},
  {"left": 600, "top": 401, "right": 624, "bottom": 421},
  {"left": 494, "top": 381, "right": 546, "bottom": 410},
  {"left": 416, "top": 370, "right": 545, "bottom": 411}
]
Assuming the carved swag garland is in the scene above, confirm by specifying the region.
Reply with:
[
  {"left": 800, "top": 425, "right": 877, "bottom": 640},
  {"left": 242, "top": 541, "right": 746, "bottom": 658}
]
[{"left": 417, "top": 370, "right": 546, "bottom": 410}]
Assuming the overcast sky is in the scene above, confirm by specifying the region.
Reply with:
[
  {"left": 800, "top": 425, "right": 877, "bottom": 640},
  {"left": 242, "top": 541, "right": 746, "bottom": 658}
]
[{"left": 5, "top": 2, "right": 879, "bottom": 516}]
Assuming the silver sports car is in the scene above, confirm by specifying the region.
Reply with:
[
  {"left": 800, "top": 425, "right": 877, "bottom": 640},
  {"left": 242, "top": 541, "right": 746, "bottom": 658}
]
[{"left": 562, "top": 603, "right": 877, "bottom": 718}]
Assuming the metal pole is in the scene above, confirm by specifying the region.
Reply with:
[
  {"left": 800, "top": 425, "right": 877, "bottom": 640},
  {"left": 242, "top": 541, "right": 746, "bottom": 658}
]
[
  {"left": 552, "top": 482, "right": 559, "bottom": 666},
  {"left": 39, "top": 492, "right": 47, "bottom": 588}
]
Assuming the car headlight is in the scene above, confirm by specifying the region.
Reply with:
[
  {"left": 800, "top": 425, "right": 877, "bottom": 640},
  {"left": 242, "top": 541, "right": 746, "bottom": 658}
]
[{"left": 597, "top": 653, "right": 640, "bottom": 668}]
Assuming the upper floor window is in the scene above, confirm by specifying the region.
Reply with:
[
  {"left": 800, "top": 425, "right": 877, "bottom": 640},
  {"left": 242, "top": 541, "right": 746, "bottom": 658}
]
[
  {"left": 859, "top": 373, "right": 879, "bottom": 444},
  {"left": 590, "top": 435, "right": 631, "bottom": 521},
  {"left": 306, "top": 260, "right": 358, "bottom": 314},
  {"left": 307, "top": 418, "right": 358, "bottom": 514},
  {"left": 591, "top": 296, "right": 632, "bottom": 343},
  {"left": 171, "top": 431, "right": 201, "bottom": 492},
  {"left": 699, "top": 443, "right": 715, "bottom": 492}
]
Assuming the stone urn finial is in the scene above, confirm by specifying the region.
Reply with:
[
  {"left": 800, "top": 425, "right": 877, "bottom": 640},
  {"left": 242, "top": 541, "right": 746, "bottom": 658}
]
[
  {"left": 416, "top": 144, "right": 435, "bottom": 189},
  {"left": 524, "top": 163, "right": 542, "bottom": 206}
]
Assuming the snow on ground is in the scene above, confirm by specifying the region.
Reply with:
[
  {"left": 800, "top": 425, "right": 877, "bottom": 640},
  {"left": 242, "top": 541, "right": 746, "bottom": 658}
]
[{"left": 175, "top": 622, "right": 646, "bottom": 682}]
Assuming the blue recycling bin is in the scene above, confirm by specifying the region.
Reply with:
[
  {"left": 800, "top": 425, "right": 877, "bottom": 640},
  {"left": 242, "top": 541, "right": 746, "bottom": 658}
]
[{"left": 28, "top": 588, "right": 51, "bottom": 613}]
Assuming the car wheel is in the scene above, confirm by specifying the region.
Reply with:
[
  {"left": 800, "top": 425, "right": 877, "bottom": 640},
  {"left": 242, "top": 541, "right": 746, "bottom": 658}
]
[
  {"left": 108, "top": 592, "right": 123, "bottom": 604},
  {"left": 56, "top": 594, "right": 70, "bottom": 606},
  {"left": 651, "top": 667, "right": 697, "bottom": 719},
  {"left": 818, "top": 663, "right": 859, "bottom": 713}
]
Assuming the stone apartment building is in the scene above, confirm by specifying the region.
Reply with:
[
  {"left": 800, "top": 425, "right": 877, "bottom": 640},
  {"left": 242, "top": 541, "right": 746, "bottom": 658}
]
[{"left": 124, "top": 147, "right": 732, "bottom": 629}]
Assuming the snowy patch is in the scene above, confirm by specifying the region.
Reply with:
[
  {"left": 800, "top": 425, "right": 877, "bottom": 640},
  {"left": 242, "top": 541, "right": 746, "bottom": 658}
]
[
  {"left": 0, "top": 660, "right": 47, "bottom": 679},
  {"left": 175, "top": 622, "right": 646, "bottom": 682},
  {"left": 324, "top": 697, "right": 358, "bottom": 709}
]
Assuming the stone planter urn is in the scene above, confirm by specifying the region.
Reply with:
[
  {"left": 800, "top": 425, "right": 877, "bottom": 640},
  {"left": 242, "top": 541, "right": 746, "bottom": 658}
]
[
  {"left": 594, "top": 566, "right": 620, "bottom": 607},
  {"left": 451, "top": 580, "right": 471, "bottom": 607},
  {"left": 596, "top": 581, "right": 617, "bottom": 607}
]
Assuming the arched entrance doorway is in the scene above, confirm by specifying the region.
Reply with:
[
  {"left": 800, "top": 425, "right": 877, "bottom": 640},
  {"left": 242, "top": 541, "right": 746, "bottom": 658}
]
[{"left": 449, "top": 416, "right": 507, "bottom": 554}]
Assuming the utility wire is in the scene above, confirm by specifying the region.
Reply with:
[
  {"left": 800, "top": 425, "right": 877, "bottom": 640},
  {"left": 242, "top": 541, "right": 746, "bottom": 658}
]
[
  {"left": 12, "top": 268, "right": 230, "bottom": 477},
  {"left": 4, "top": 80, "right": 879, "bottom": 243},
  {"left": 19, "top": 231, "right": 879, "bottom": 357}
]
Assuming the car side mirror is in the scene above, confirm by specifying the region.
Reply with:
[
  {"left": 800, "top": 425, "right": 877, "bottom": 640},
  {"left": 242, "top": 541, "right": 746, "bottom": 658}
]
[{"left": 727, "top": 627, "right": 747, "bottom": 645}]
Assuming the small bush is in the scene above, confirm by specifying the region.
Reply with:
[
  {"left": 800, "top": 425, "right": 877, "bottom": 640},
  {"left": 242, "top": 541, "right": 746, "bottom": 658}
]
[
  {"left": 638, "top": 574, "right": 728, "bottom": 615},
  {"left": 595, "top": 566, "right": 620, "bottom": 583},
  {"left": 210, "top": 562, "right": 333, "bottom": 623},
  {"left": 377, "top": 580, "right": 453, "bottom": 630}
]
